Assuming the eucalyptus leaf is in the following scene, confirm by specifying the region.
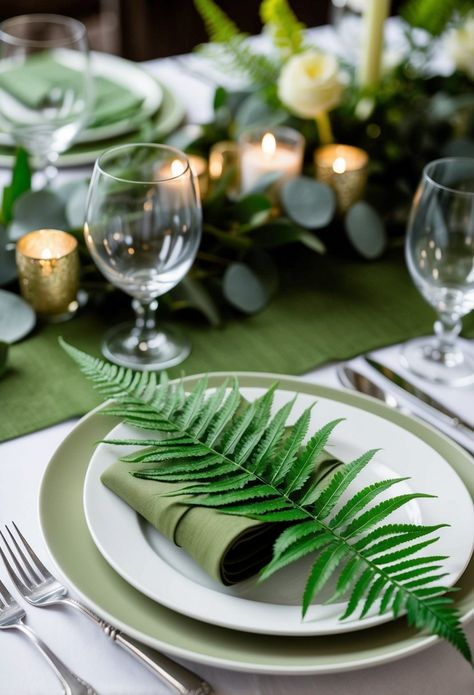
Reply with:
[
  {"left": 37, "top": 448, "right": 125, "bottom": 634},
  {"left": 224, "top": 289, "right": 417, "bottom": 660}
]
[
  {"left": 166, "top": 124, "right": 205, "bottom": 152},
  {"left": 223, "top": 262, "right": 269, "bottom": 313},
  {"left": 345, "top": 202, "right": 387, "bottom": 260},
  {"left": 247, "top": 171, "right": 282, "bottom": 195},
  {"left": 9, "top": 190, "right": 68, "bottom": 241},
  {"left": 244, "top": 248, "right": 279, "bottom": 298},
  {"left": 234, "top": 92, "right": 287, "bottom": 135},
  {"left": 171, "top": 276, "right": 222, "bottom": 327},
  {"left": 281, "top": 177, "right": 336, "bottom": 230},
  {"left": 234, "top": 194, "right": 272, "bottom": 225},
  {"left": 251, "top": 219, "right": 325, "bottom": 254}
]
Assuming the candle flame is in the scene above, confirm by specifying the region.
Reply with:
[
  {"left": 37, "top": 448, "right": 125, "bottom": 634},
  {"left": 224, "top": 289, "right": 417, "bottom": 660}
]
[
  {"left": 262, "top": 132, "right": 276, "bottom": 158},
  {"left": 209, "top": 153, "right": 224, "bottom": 179},
  {"left": 41, "top": 247, "right": 53, "bottom": 260},
  {"left": 170, "top": 159, "right": 186, "bottom": 177},
  {"left": 333, "top": 157, "right": 347, "bottom": 174}
]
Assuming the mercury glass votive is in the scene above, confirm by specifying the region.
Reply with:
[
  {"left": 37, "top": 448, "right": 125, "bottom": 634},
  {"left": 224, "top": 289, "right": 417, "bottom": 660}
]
[
  {"left": 314, "top": 144, "right": 368, "bottom": 213},
  {"left": 16, "top": 229, "right": 80, "bottom": 321},
  {"left": 209, "top": 141, "right": 241, "bottom": 199}
]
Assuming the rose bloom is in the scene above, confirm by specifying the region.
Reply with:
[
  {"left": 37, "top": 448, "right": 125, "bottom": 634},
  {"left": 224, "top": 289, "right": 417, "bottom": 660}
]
[
  {"left": 445, "top": 14, "right": 474, "bottom": 80},
  {"left": 278, "top": 50, "right": 344, "bottom": 119}
]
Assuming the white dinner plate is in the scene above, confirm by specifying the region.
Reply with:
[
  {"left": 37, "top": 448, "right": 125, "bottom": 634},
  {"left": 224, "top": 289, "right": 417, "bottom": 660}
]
[
  {"left": 0, "top": 51, "right": 162, "bottom": 146},
  {"left": 84, "top": 384, "right": 474, "bottom": 637}
]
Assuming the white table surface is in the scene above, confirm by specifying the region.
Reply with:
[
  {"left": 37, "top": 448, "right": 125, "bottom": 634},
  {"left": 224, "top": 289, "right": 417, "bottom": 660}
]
[{"left": 1, "top": 35, "right": 474, "bottom": 695}]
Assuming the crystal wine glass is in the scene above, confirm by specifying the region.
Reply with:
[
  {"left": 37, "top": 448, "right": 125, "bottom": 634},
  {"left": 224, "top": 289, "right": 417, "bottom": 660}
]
[
  {"left": 404, "top": 157, "right": 474, "bottom": 385},
  {"left": 0, "top": 14, "right": 91, "bottom": 185},
  {"left": 85, "top": 143, "right": 202, "bottom": 370}
]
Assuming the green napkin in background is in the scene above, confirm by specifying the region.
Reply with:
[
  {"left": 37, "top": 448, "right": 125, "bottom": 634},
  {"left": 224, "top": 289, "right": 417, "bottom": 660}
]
[
  {"left": 0, "top": 53, "right": 144, "bottom": 127},
  {"left": 101, "top": 452, "right": 342, "bottom": 585}
]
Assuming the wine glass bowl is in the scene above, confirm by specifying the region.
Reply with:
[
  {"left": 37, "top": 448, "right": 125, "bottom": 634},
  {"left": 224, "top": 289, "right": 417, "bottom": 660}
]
[
  {"left": 404, "top": 157, "right": 474, "bottom": 385},
  {"left": 0, "top": 14, "right": 91, "bottom": 183},
  {"left": 85, "top": 143, "right": 202, "bottom": 370}
]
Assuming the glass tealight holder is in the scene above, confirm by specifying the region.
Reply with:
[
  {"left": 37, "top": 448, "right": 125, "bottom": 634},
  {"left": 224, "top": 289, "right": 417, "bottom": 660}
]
[
  {"left": 314, "top": 144, "right": 368, "bottom": 213},
  {"left": 239, "top": 127, "right": 305, "bottom": 194},
  {"left": 16, "top": 229, "right": 80, "bottom": 321}
]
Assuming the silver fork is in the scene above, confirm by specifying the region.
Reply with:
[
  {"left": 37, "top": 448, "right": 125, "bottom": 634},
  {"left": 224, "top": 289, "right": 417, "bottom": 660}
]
[
  {"left": 0, "top": 523, "right": 213, "bottom": 695},
  {"left": 0, "top": 574, "right": 95, "bottom": 694}
]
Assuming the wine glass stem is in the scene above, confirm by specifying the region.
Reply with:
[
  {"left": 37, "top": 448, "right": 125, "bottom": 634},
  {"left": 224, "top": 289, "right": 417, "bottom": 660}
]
[
  {"left": 33, "top": 154, "right": 58, "bottom": 189},
  {"left": 432, "top": 313, "right": 463, "bottom": 366},
  {"left": 132, "top": 298, "right": 159, "bottom": 343}
]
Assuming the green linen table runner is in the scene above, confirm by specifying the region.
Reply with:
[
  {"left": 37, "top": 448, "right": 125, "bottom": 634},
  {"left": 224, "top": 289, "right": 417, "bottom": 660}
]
[
  {"left": 1, "top": 249, "right": 473, "bottom": 442},
  {"left": 0, "top": 53, "right": 144, "bottom": 128},
  {"left": 101, "top": 451, "right": 341, "bottom": 584}
]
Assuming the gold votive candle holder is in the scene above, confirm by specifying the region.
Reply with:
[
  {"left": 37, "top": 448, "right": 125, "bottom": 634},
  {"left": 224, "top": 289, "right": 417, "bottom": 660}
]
[
  {"left": 16, "top": 229, "right": 80, "bottom": 322},
  {"left": 314, "top": 144, "right": 368, "bottom": 213},
  {"left": 209, "top": 141, "right": 241, "bottom": 199}
]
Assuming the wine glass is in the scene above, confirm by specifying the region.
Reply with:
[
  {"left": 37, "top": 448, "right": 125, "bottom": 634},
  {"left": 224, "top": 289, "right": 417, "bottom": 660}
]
[
  {"left": 404, "top": 157, "right": 474, "bottom": 385},
  {"left": 85, "top": 143, "right": 202, "bottom": 370},
  {"left": 0, "top": 14, "right": 91, "bottom": 185}
]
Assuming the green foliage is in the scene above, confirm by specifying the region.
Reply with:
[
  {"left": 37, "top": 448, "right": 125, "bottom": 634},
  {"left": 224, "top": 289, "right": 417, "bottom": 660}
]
[
  {"left": 62, "top": 338, "right": 472, "bottom": 664},
  {"left": 193, "top": 0, "right": 278, "bottom": 85},
  {"left": 1, "top": 148, "right": 31, "bottom": 225},
  {"left": 260, "top": 0, "right": 306, "bottom": 57},
  {"left": 401, "top": 0, "right": 471, "bottom": 36},
  {"left": 0, "top": 341, "right": 8, "bottom": 378}
]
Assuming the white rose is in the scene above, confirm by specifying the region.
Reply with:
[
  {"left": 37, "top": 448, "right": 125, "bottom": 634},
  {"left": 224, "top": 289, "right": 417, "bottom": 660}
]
[
  {"left": 445, "top": 14, "right": 474, "bottom": 80},
  {"left": 278, "top": 50, "right": 344, "bottom": 119}
]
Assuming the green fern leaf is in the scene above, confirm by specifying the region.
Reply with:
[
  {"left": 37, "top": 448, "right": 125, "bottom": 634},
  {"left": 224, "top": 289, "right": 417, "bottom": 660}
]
[
  {"left": 260, "top": 0, "right": 306, "bottom": 57},
  {"left": 302, "top": 544, "right": 347, "bottom": 616}
]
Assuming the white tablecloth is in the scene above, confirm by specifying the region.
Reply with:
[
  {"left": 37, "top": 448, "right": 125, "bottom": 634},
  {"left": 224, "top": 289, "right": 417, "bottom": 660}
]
[{"left": 1, "top": 44, "right": 474, "bottom": 695}]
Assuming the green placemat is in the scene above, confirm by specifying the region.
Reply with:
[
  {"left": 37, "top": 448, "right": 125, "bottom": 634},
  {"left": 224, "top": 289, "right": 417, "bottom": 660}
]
[{"left": 2, "top": 248, "right": 473, "bottom": 442}]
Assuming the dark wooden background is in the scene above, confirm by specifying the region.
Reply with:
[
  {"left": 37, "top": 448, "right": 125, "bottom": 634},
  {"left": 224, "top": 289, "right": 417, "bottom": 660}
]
[{"left": 0, "top": 1, "right": 403, "bottom": 61}]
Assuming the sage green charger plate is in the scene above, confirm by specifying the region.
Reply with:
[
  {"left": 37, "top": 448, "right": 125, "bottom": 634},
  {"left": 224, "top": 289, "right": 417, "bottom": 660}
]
[
  {"left": 39, "top": 373, "right": 474, "bottom": 674},
  {"left": 0, "top": 80, "right": 184, "bottom": 169}
]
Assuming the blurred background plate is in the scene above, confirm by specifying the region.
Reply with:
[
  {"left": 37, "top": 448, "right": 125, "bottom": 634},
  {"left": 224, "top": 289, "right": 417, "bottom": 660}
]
[
  {"left": 0, "top": 51, "right": 163, "bottom": 147},
  {"left": 0, "top": 80, "right": 184, "bottom": 168}
]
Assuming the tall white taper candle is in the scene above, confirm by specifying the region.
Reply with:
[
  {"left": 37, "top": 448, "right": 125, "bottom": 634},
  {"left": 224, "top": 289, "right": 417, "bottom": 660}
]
[{"left": 358, "top": 0, "right": 391, "bottom": 86}]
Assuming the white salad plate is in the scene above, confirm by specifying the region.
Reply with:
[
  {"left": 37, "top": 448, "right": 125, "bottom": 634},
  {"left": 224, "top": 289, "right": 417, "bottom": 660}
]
[{"left": 83, "top": 382, "right": 474, "bottom": 637}]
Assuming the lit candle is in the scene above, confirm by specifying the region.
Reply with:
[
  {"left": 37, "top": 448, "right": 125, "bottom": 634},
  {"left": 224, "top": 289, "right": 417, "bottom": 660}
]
[
  {"left": 358, "top": 0, "right": 390, "bottom": 86},
  {"left": 16, "top": 229, "right": 80, "bottom": 321},
  {"left": 314, "top": 144, "right": 368, "bottom": 212},
  {"left": 159, "top": 156, "right": 208, "bottom": 199},
  {"left": 239, "top": 127, "right": 305, "bottom": 194}
]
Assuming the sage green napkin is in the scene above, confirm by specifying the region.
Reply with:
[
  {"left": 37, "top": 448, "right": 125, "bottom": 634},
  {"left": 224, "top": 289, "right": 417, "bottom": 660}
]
[
  {"left": 0, "top": 53, "right": 145, "bottom": 128},
  {"left": 101, "top": 452, "right": 342, "bottom": 585}
]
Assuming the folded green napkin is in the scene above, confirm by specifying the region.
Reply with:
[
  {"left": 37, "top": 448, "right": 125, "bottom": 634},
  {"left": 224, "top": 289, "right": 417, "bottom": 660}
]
[
  {"left": 0, "top": 53, "right": 145, "bottom": 128},
  {"left": 101, "top": 452, "right": 343, "bottom": 585}
]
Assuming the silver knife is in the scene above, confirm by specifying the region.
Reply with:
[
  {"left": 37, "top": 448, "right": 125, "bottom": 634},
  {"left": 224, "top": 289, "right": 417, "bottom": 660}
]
[
  {"left": 364, "top": 357, "right": 474, "bottom": 437},
  {"left": 337, "top": 364, "right": 474, "bottom": 456}
]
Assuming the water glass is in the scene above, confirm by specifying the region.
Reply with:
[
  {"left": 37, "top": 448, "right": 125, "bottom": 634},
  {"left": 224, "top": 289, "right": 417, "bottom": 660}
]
[
  {"left": 404, "top": 157, "right": 474, "bottom": 385},
  {"left": 85, "top": 143, "right": 202, "bottom": 370}
]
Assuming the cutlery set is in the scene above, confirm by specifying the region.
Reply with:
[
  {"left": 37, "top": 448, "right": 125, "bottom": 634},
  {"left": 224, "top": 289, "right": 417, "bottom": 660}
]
[
  {"left": 0, "top": 523, "right": 213, "bottom": 695},
  {"left": 338, "top": 356, "right": 474, "bottom": 454}
]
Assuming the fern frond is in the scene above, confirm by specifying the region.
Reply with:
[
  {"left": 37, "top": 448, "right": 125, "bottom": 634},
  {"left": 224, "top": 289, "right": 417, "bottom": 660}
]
[
  {"left": 260, "top": 0, "right": 306, "bottom": 57},
  {"left": 61, "top": 340, "right": 472, "bottom": 664},
  {"left": 193, "top": 0, "right": 278, "bottom": 85}
]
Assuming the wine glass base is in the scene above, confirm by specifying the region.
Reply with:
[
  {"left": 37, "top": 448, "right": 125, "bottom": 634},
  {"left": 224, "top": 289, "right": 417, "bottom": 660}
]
[
  {"left": 101, "top": 321, "right": 191, "bottom": 371},
  {"left": 401, "top": 337, "right": 474, "bottom": 386}
]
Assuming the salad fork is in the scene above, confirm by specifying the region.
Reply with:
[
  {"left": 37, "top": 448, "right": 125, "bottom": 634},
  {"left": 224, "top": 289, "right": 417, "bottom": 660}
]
[
  {"left": 0, "top": 574, "right": 95, "bottom": 694},
  {"left": 0, "top": 522, "right": 213, "bottom": 695}
]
